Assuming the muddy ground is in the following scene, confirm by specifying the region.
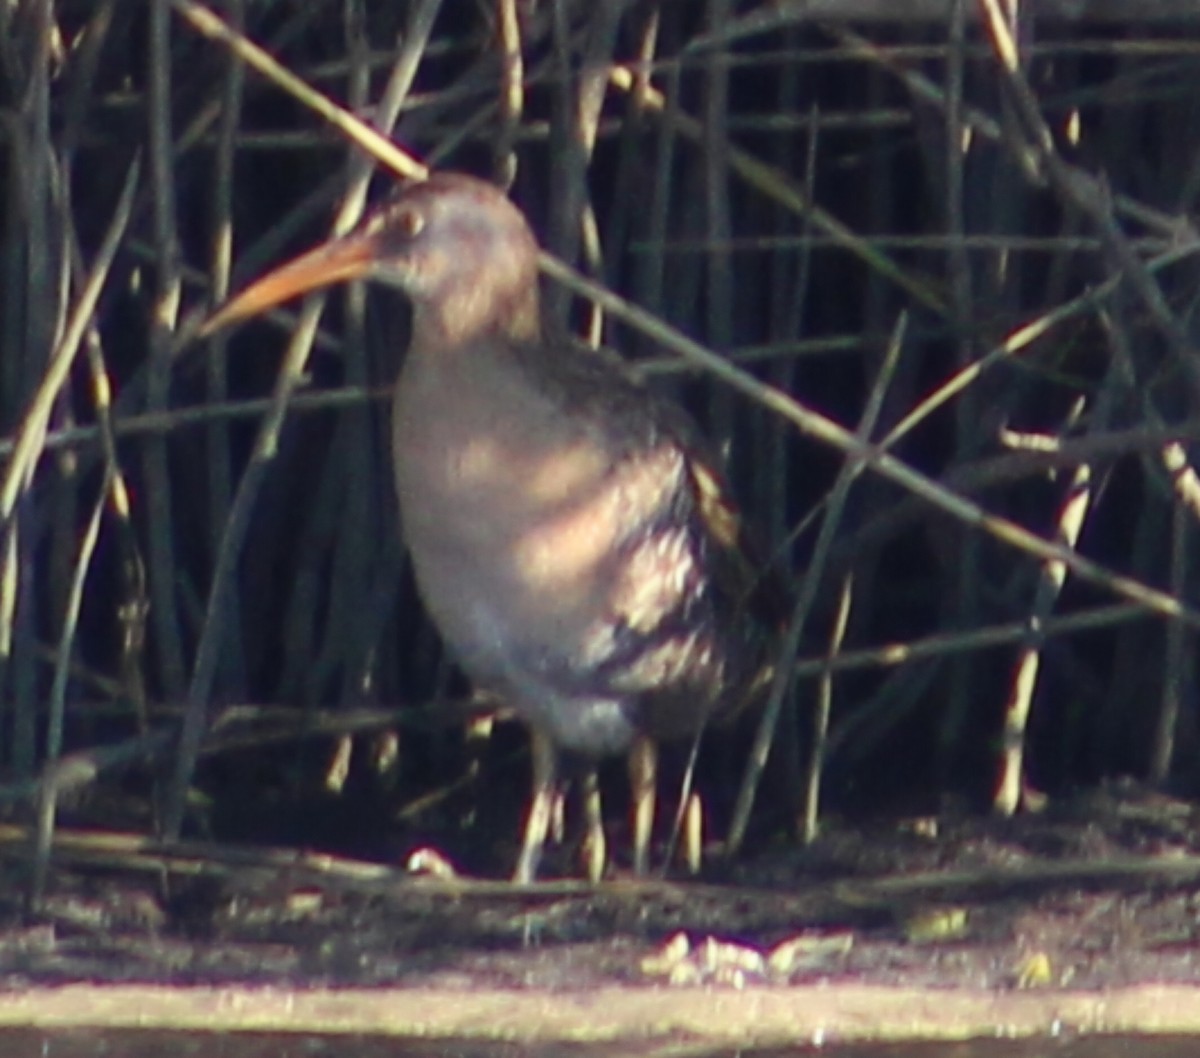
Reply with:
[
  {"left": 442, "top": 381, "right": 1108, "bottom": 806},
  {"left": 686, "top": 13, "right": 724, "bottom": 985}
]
[
  {"left": 0, "top": 780, "right": 1197, "bottom": 1040},
  {"left": 6, "top": 780, "right": 1200, "bottom": 991}
]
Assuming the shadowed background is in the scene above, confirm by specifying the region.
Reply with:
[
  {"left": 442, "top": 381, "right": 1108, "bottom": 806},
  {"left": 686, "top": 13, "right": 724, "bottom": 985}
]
[{"left": 3, "top": 0, "right": 1200, "bottom": 878}]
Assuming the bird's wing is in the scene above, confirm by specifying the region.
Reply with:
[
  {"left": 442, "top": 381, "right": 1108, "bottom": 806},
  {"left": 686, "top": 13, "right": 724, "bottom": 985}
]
[{"left": 521, "top": 336, "right": 792, "bottom": 633}]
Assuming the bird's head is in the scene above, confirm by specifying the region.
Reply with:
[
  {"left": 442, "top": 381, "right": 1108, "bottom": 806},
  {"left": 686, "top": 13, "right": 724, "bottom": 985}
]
[{"left": 202, "top": 172, "right": 542, "bottom": 346}]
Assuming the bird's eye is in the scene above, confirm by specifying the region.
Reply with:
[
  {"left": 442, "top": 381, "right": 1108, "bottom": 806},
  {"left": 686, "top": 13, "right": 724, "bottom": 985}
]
[{"left": 396, "top": 207, "right": 425, "bottom": 240}]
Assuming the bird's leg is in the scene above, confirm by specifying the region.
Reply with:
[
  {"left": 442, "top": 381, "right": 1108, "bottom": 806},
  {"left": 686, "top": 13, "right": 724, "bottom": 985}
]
[
  {"left": 514, "top": 729, "right": 558, "bottom": 884},
  {"left": 549, "top": 786, "right": 566, "bottom": 845},
  {"left": 579, "top": 767, "right": 606, "bottom": 883},
  {"left": 683, "top": 790, "right": 703, "bottom": 874},
  {"left": 628, "top": 735, "right": 657, "bottom": 876}
]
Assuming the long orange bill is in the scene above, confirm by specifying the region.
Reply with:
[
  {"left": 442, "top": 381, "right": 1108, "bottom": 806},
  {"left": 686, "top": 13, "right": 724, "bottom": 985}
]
[{"left": 199, "top": 225, "right": 386, "bottom": 338}]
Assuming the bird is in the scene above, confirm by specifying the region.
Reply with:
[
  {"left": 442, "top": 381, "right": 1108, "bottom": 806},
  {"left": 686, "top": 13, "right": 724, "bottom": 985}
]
[{"left": 202, "top": 171, "right": 783, "bottom": 882}]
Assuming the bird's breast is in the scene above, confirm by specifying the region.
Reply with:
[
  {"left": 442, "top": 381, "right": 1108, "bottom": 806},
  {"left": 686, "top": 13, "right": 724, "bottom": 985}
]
[{"left": 390, "top": 350, "right": 676, "bottom": 673}]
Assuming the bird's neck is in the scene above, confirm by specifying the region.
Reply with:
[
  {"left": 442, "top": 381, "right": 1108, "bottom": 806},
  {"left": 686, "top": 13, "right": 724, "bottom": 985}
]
[{"left": 412, "top": 285, "right": 541, "bottom": 351}]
